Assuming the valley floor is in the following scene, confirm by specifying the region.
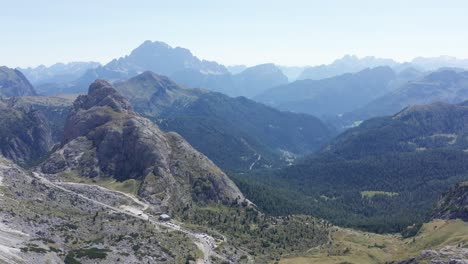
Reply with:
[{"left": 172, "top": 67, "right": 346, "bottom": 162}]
[{"left": 280, "top": 219, "right": 468, "bottom": 264}]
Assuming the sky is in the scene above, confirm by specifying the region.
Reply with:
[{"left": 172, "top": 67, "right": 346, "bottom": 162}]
[{"left": 2, "top": 0, "right": 468, "bottom": 68}]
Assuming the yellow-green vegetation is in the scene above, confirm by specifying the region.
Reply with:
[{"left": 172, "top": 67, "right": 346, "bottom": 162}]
[
  {"left": 57, "top": 172, "right": 141, "bottom": 195},
  {"left": 320, "top": 195, "right": 337, "bottom": 201},
  {"left": 360, "top": 191, "right": 399, "bottom": 199},
  {"left": 178, "top": 203, "right": 331, "bottom": 263},
  {"left": 279, "top": 219, "right": 468, "bottom": 264}
]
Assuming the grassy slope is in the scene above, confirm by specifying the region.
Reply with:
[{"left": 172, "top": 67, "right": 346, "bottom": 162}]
[
  {"left": 54, "top": 172, "right": 141, "bottom": 195},
  {"left": 280, "top": 219, "right": 468, "bottom": 264}
]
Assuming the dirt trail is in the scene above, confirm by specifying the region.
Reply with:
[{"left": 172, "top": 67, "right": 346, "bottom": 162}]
[
  {"left": 32, "top": 172, "right": 224, "bottom": 264},
  {"left": 58, "top": 182, "right": 149, "bottom": 210},
  {"left": 249, "top": 154, "right": 261, "bottom": 170}
]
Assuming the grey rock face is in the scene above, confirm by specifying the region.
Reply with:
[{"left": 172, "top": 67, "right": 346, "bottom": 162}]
[
  {"left": 0, "top": 95, "right": 73, "bottom": 166},
  {"left": 0, "top": 66, "right": 36, "bottom": 97},
  {"left": 433, "top": 182, "right": 468, "bottom": 221},
  {"left": 42, "top": 79, "right": 243, "bottom": 210}
]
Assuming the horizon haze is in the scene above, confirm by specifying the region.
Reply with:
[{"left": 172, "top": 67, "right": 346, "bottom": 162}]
[{"left": 2, "top": 0, "right": 468, "bottom": 67}]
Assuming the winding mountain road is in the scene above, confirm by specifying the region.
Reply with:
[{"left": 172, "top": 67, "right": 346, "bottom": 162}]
[{"left": 31, "top": 172, "right": 225, "bottom": 264}]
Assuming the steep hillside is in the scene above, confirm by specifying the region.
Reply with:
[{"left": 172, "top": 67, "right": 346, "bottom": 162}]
[
  {"left": 0, "top": 154, "right": 332, "bottom": 264},
  {"left": 0, "top": 157, "right": 202, "bottom": 263},
  {"left": 235, "top": 100, "right": 468, "bottom": 233},
  {"left": 256, "top": 66, "right": 397, "bottom": 117},
  {"left": 433, "top": 181, "right": 468, "bottom": 221},
  {"left": 0, "top": 80, "right": 333, "bottom": 264},
  {"left": 0, "top": 95, "right": 73, "bottom": 166},
  {"left": 0, "top": 66, "right": 36, "bottom": 97},
  {"left": 114, "top": 72, "right": 332, "bottom": 171},
  {"left": 279, "top": 219, "right": 468, "bottom": 264},
  {"left": 41, "top": 79, "right": 243, "bottom": 211}
]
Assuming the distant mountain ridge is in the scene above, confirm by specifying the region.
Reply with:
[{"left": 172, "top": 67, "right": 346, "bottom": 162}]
[
  {"left": 36, "top": 41, "right": 288, "bottom": 98},
  {"left": 296, "top": 55, "right": 468, "bottom": 81},
  {"left": 172, "top": 63, "right": 288, "bottom": 98},
  {"left": 19, "top": 61, "right": 100, "bottom": 86},
  {"left": 105, "top": 40, "right": 228, "bottom": 76},
  {"left": 114, "top": 71, "right": 332, "bottom": 171},
  {"left": 338, "top": 69, "right": 468, "bottom": 128},
  {"left": 297, "top": 55, "right": 399, "bottom": 80},
  {"left": 256, "top": 66, "right": 398, "bottom": 117}
]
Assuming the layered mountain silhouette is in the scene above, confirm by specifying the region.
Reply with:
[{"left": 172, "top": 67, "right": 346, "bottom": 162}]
[
  {"left": 296, "top": 55, "right": 468, "bottom": 81},
  {"left": 172, "top": 63, "right": 288, "bottom": 98},
  {"left": 19, "top": 61, "right": 100, "bottom": 86},
  {"left": 33, "top": 41, "right": 288, "bottom": 98},
  {"left": 0, "top": 66, "right": 36, "bottom": 97},
  {"left": 339, "top": 69, "right": 468, "bottom": 128},
  {"left": 114, "top": 71, "right": 332, "bottom": 171},
  {"left": 297, "top": 55, "right": 399, "bottom": 80},
  {"left": 256, "top": 66, "right": 399, "bottom": 117},
  {"left": 36, "top": 41, "right": 228, "bottom": 95}
]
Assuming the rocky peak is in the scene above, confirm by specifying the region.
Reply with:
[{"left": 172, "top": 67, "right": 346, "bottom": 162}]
[
  {"left": 74, "top": 79, "right": 132, "bottom": 113},
  {"left": 43, "top": 80, "right": 244, "bottom": 209}
]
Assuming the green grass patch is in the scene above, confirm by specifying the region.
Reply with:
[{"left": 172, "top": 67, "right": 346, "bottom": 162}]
[
  {"left": 66, "top": 247, "right": 111, "bottom": 262},
  {"left": 57, "top": 172, "right": 141, "bottom": 195},
  {"left": 360, "top": 191, "right": 399, "bottom": 199}
]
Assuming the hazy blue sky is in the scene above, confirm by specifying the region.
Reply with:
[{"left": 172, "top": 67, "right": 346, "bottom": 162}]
[{"left": 2, "top": 0, "right": 468, "bottom": 67}]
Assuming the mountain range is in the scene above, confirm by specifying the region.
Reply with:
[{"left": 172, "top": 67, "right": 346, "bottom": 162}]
[
  {"left": 297, "top": 55, "right": 400, "bottom": 80},
  {"left": 0, "top": 79, "right": 333, "bottom": 263},
  {"left": 337, "top": 69, "right": 468, "bottom": 128},
  {"left": 296, "top": 54, "right": 468, "bottom": 81},
  {"left": 114, "top": 71, "right": 332, "bottom": 171},
  {"left": 35, "top": 41, "right": 288, "bottom": 98},
  {"left": 255, "top": 66, "right": 402, "bottom": 118},
  {"left": 3, "top": 39, "right": 468, "bottom": 263},
  {"left": 234, "top": 99, "right": 468, "bottom": 233},
  {"left": 19, "top": 61, "right": 100, "bottom": 86},
  {"left": 1, "top": 65, "right": 468, "bottom": 263}
]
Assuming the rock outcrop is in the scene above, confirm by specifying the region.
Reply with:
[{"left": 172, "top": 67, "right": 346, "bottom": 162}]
[
  {"left": 0, "top": 66, "right": 36, "bottom": 97},
  {"left": 433, "top": 182, "right": 468, "bottom": 221},
  {"left": 41, "top": 80, "right": 243, "bottom": 210},
  {"left": 0, "top": 95, "right": 73, "bottom": 166}
]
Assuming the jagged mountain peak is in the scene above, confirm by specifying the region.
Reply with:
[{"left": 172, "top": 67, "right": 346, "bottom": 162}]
[
  {"left": 74, "top": 79, "right": 132, "bottom": 113},
  {"left": 43, "top": 80, "right": 244, "bottom": 209}
]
